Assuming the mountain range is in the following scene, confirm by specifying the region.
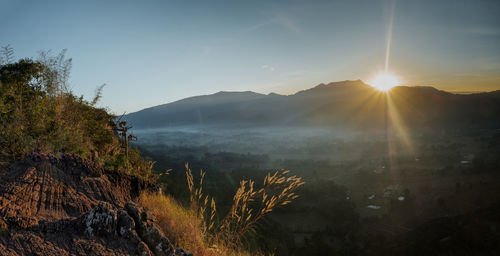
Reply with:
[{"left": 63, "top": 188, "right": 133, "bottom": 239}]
[{"left": 125, "top": 80, "right": 500, "bottom": 130}]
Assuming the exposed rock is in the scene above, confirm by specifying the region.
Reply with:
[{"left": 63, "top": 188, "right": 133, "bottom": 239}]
[
  {"left": 0, "top": 153, "right": 189, "bottom": 256},
  {"left": 81, "top": 201, "right": 117, "bottom": 237},
  {"left": 124, "top": 202, "right": 193, "bottom": 256},
  {"left": 77, "top": 201, "right": 190, "bottom": 256},
  {"left": 117, "top": 209, "right": 139, "bottom": 241},
  {"left": 0, "top": 153, "right": 157, "bottom": 229},
  {"left": 137, "top": 241, "right": 154, "bottom": 256},
  {"left": 176, "top": 248, "right": 194, "bottom": 256},
  {"left": 0, "top": 217, "right": 7, "bottom": 231}
]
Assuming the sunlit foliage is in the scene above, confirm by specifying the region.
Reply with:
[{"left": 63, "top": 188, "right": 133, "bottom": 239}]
[{"left": 0, "top": 47, "right": 154, "bottom": 180}]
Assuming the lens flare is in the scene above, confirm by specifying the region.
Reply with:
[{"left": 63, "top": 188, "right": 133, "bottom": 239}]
[{"left": 369, "top": 72, "right": 401, "bottom": 91}]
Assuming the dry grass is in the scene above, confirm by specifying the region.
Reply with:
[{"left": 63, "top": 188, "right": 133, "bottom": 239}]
[
  {"left": 185, "top": 164, "right": 217, "bottom": 233},
  {"left": 139, "top": 192, "right": 255, "bottom": 256},
  {"left": 139, "top": 165, "right": 304, "bottom": 255},
  {"left": 220, "top": 170, "right": 304, "bottom": 244}
]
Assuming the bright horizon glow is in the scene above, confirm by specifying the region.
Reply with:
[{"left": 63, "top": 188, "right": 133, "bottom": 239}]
[{"left": 369, "top": 72, "right": 401, "bottom": 91}]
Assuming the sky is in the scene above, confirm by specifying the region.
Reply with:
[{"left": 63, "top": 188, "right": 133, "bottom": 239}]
[{"left": 1, "top": 0, "right": 499, "bottom": 113}]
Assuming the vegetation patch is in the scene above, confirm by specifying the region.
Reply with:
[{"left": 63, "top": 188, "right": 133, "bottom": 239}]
[{"left": 140, "top": 165, "right": 304, "bottom": 255}]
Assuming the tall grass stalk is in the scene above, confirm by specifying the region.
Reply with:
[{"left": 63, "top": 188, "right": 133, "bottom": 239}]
[{"left": 140, "top": 164, "right": 304, "bottom": 254}]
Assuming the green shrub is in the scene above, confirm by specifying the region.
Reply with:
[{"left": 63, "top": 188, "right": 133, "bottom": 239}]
[{"left": 0, "top": 48, "right": 154, "bottom": 181}]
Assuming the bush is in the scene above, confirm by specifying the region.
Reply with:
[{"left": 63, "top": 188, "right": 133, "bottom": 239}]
[{"left": 0, "top": 48, "right": 154, "bottom": 181}]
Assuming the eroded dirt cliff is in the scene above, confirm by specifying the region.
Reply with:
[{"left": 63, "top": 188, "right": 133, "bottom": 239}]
[{"left": 0, "top": 153, "right": 191, "bottom": 256}]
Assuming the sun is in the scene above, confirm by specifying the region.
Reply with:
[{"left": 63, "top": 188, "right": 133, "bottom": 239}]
[{"left": 369, "top": 72, "right": 401, "bottom": 91}]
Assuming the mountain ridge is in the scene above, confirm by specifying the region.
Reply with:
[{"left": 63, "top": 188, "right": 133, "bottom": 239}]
[{"left": 125, "top": 80, "right": 500, "bottom": 129}]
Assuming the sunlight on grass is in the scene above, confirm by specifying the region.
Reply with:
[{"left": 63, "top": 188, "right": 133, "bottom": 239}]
[
  {"left": 139, "top": 166, "right": 304, "bottom": 256},
  {"left": 139, "top": 193, "right": 257, "bottom": 256}
]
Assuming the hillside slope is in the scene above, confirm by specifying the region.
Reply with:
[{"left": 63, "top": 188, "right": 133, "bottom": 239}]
[{"left": 0, "top": 153, "right": 191, "bottom": 256}]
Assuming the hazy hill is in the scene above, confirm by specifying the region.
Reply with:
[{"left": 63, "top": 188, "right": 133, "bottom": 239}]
[{"left": 125, "top": 80, "right": 500, "bottom": 130}]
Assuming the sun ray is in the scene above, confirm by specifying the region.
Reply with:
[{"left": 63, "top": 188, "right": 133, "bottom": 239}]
[
  {"left": 385, "top": 0, "right": 397, "bottom": 72},
  {"left": 385, "top": 93, "right": 413, "bottom": 153}
]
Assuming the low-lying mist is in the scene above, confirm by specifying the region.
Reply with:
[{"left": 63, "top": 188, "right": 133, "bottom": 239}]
[{"left": 132, "top": 125, "right": 392, "bottom": 161}]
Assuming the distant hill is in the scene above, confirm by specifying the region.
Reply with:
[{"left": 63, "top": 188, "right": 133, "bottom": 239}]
[{"left": 125, "top": 80, "right": 500, "bottom": 130}]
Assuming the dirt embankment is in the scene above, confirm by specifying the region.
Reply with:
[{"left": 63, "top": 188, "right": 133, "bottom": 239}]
[{"left": 0, "top": 153, "right": 191, "bottom": 256}]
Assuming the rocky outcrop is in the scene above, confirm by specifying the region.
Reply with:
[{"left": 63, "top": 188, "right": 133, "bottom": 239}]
[
  {"left": 0, "top": 153, "right": 191, "bottom": 256},
  {"left": 78, "top": 202, "right": 191, "bottom": 256}
]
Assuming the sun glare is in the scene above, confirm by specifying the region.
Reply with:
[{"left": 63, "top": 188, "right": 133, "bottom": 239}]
[{"left": 369, "top": 72, "right": 401, "bottom": 91}]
